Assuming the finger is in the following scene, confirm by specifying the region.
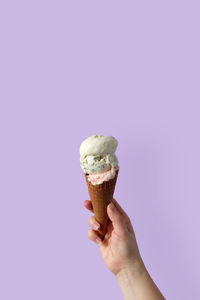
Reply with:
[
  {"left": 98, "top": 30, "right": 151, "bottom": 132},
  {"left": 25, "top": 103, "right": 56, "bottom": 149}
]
[
  {"left": 84, "top": 200, "right": 93, "bottom": 213},
  {"left": 112, "top": 198, "right": 130, "bottom": 220},
  {"left": 112, "top": 199, "right": 134, "bottom": 234},
  {"left": 107, "top": 202, "right": 126, "bottom": 236},
  {"left": 88, "top": 229, "right": 102, "bottom": 245},
  {"left": 104, "top": 220, "right": 113, "bottom": 240},
  {"left": 88, "top": 216, "right": 100, "bottom": 231}
]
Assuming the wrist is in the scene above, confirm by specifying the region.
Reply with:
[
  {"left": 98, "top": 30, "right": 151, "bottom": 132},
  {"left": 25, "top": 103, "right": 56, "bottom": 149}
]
[
  {"left": 116, "top": 258, "right": 165, "bottom": 300},
  {"left": 116, "top": 257, "right": 146, "bottom": 283}
]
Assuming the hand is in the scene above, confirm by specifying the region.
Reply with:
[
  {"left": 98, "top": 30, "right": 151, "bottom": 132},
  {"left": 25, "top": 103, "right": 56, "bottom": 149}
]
[{"left": 84, "top": 198, "right": 144, "bottom": 276}]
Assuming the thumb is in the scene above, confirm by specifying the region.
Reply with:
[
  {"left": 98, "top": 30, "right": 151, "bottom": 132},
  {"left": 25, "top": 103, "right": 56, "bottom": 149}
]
[{"left": 107, "top": 201, "right": 125, "bottom": 235}]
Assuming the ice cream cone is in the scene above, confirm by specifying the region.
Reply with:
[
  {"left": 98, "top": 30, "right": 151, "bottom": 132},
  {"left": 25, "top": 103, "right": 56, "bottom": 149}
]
[{"left": 84, "top": 169, "right": 119, "bottom": 239}]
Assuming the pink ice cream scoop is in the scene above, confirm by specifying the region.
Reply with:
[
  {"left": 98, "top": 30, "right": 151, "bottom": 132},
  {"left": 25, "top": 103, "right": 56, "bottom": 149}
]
[{"left": 88, "top": 166, "right": 119, "bottom": 185}]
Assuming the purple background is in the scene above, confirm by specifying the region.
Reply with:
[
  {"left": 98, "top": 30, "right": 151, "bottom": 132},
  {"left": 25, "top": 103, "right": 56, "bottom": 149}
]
[{"left": 0, "top": 1, "right": 199, "bottom": 299}]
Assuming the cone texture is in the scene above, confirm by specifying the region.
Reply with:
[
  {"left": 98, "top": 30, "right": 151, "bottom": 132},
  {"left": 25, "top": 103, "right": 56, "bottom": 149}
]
[{"left": 84, "top": 169, "right": 119, "bottom": 239}]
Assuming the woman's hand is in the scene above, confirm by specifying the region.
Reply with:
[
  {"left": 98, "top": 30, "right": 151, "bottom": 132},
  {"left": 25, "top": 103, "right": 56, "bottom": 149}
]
[
  {"left": 84, "top": 198, "right": 144, "bottom": 276},
  {"left": 84, "top": 198, "right": 166, "bottom": 299}
]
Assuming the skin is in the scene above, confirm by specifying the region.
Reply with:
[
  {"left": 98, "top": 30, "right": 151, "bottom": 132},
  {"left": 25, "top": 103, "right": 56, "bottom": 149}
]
[{"left": 84, "top": 198, "right": 166, "bottom": 300}]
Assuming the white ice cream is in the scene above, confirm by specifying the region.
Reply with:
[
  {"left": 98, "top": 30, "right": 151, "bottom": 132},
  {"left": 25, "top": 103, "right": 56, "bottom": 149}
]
[{"left": 80, "top": 135, "right": 119, "bottom": 174}]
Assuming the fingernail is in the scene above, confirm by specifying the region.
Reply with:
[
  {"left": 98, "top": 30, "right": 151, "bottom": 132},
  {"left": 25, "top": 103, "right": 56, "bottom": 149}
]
[
  {"left": 96, "top": 237, "right": 102, "bottom": 245},
  {"left": 92, "top": 223, "right": 100, "bottom": 230},
  {"left": 110, "top": 202, "right": 116, "bottom": 211}
]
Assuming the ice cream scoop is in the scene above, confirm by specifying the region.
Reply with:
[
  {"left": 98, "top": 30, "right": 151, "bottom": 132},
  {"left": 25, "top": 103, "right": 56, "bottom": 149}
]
[
  {"left": 80, "top": 135, "right": 118, "bottom": 157},
  {"left": 80, "top": 153, "right": 118, "bottom": 175}
]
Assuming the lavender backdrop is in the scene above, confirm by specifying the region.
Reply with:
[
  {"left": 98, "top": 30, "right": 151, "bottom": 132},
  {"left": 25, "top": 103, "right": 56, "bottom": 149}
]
[{"left": 0, "top": 1, "right": 199, "bottom": 299}]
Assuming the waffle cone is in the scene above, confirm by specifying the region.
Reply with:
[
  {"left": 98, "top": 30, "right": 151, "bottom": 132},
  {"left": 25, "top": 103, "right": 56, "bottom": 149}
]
[{"left": 84, "top": 169, "right": 119, "bottom": 239}]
